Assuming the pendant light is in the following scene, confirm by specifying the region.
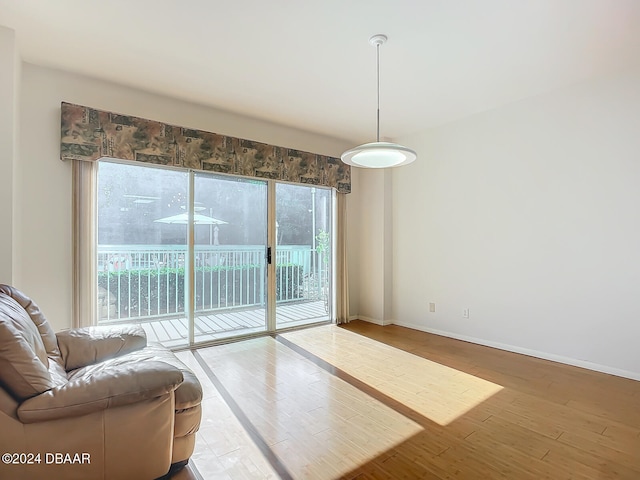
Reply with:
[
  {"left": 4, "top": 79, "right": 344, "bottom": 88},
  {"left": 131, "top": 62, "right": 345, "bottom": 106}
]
[{"left": 341, "top": 34, "right": 417, "bottom": 168}]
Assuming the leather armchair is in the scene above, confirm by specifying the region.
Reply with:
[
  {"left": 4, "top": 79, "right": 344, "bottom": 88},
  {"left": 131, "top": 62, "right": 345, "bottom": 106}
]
[{"left": 0, "top": 284, "right": 202, "bottom": 480}]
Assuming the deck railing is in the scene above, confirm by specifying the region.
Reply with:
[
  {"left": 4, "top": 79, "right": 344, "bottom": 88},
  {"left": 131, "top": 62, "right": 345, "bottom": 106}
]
[{"left": 97, "top": 245, "right": 327, "bottom": 323}]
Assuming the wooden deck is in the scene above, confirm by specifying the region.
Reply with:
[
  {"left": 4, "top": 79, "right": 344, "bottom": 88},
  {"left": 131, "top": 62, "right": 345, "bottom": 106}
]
[{"left": 137, "top": 300, "right": 329, "bottom": 347}]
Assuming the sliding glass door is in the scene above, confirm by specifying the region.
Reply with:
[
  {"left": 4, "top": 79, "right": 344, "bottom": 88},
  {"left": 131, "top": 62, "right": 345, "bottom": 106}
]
[
  {"left": 97, "top": 160, "right": 332, "bottom": 347},
  {"left": 275, "top": 183, "right": 333, "bottom": 328}
]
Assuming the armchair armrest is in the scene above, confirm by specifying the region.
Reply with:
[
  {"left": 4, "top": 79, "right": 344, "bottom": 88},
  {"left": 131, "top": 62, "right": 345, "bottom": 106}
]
[
  {"left": 17, "top": 361, "right": 183, "bottom": 423},
  {"left": 56, "top": 325, "right": 147, "bottom": 371}
]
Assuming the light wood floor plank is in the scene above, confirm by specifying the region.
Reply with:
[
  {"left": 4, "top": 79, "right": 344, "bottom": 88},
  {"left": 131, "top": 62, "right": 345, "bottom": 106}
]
[{"left": 173, "top": 351, "right": 281, "bottom": 480}]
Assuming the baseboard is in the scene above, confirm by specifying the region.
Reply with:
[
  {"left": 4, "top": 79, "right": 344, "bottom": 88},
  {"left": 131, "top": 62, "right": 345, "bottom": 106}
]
[
  {"left": 393, "top": 320, "right": 640, "bottom": 382},
  {"left": 357, "top": 315, "right": 394, "bottom": 326}
]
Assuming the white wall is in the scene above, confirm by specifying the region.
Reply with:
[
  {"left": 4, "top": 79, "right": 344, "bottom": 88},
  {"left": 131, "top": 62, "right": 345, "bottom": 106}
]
[
  {"left": 351, "top": 168, "right": 394, "bottom": 325},
  {"left": 389, "top": 67, "right": 640, "bottom": 379},
  {"left": 18, "top": 63, "right": 351, "bottom": 332},
  {"left": 0, "top": 26, "right": 19, "bottom": 284}
]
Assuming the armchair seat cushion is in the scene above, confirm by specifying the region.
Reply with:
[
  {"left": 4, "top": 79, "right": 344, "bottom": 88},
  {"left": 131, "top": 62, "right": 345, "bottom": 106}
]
[{"left": 18, "top": 361, "right": 183, "bottom": 423}]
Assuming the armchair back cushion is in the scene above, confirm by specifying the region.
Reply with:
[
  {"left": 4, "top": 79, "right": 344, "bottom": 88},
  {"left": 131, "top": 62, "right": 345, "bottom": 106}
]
[
  {"left": 0, "top": 284, "right": 61, "bottom": 359},
  {"left": 0, "top": 293, "right": 55, "bottom": 400}
]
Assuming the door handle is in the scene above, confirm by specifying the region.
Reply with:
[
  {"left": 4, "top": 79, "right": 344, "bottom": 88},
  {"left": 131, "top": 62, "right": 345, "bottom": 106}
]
[{"left": 267, "top": 246, "right": 272, "bottom": 265}]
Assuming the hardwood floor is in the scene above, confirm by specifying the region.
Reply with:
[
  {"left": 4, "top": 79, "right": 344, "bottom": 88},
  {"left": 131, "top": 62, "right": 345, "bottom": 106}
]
[
  {"left": 338, "top": 321, "right": 640, "bottom": 479},
  {"left": 172, "top": 321, "right": 640, "bottom": 479}
]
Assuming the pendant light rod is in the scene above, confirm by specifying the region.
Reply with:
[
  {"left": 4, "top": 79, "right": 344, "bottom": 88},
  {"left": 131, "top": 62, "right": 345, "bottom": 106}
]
[
  {"left": 376, "top": 38, "right": 380, "bottom": 142},
  {"left": 370, "top": 34, "right": 387, "bottom": 143}
]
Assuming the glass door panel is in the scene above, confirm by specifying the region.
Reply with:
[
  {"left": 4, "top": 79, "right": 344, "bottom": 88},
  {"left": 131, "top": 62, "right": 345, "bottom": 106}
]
[
  {"left": 275, "top": 183, "right": 332, "bottom": 328},
  {"left": 193, "top": 172, "right": 268, "bottom": 342},
  {"left": 97, "top": 160, "right": 190, "bottom": 348}
]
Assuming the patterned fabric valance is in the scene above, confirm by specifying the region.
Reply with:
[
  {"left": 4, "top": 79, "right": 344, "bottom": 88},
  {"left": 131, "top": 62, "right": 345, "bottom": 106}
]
[{"left": 60, "top": 102, "right": 351, "bottom": 193}]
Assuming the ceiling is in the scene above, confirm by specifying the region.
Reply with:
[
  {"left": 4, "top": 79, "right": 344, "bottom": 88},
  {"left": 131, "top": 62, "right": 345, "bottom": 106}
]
[{"left": 2, "top": 0, "right": 640, "bottom": 144}]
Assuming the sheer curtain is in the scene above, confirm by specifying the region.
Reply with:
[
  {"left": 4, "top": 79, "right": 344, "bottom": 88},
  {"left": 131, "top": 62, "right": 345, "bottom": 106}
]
[
  {"left": 335, "top": 193, "right": 350, "bottom": 324},
  {"left": 72, "top": 160, "right": 97, "bottom": 328}
]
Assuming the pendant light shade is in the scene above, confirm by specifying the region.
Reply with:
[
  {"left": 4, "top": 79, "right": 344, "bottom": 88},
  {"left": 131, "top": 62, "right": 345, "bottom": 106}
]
[
  {"left": 341, "top": 141, "right": 417, "bottom": 168},
  {"left": 341, "top": 34, "right": 416, "bottom": 169}
]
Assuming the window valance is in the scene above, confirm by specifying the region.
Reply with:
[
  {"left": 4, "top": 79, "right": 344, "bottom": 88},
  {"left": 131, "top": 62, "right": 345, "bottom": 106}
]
[{"left": 60, "top": 102, "right": 351, "bottom": 193}]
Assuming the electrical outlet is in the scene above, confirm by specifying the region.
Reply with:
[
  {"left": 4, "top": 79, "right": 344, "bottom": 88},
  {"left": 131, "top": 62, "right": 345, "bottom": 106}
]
[
  {"left": 463, "top": 308, "right": 470, "bottom": 318},
  {"left": 429, "top": 302, "right": 436, "bottom": 313}
]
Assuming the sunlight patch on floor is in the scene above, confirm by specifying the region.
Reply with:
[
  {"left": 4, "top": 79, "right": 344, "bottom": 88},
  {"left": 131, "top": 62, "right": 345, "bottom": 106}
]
[
  {"left": 196, "top": 337, "right": 423, "bottom": 479},
  {"left": 282, "top": 325, "right": 504, "bottom": 426}
]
